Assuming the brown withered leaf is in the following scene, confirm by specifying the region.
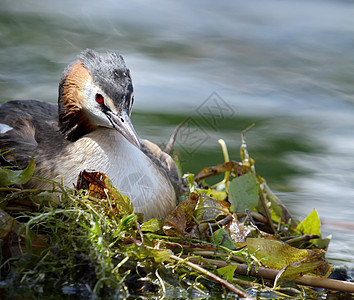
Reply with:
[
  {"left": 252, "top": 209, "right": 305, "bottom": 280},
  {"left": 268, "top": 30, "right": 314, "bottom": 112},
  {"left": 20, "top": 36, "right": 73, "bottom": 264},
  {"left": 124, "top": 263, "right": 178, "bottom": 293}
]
[
  {"left": 76, "top": 171, "right": 107, "bottom": 199},
  {"left": 194, "top": 161, "right": 245, "bottom": 181},
  {"left": 76, "top": 170, "right": 134, "bottom": 215},
  {"left": 0, "top": 208, "right": 22, "bottom": 243},
  {"left": 227, "top": 217, "right": 253, "bottom": 243},
  {"left": 163, "top": 192, "right": 199, "bottom": 237}
]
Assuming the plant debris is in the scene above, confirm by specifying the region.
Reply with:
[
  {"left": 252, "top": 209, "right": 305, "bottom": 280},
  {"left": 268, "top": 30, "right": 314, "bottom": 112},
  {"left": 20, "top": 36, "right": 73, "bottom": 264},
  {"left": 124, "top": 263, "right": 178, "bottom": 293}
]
[{"left": 1, "top": 131, "right": 354, "bottom": 299}]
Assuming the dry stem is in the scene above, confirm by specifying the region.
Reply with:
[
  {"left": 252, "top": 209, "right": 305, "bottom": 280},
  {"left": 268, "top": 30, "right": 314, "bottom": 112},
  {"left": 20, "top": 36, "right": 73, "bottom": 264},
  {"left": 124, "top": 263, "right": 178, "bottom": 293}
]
[
  {"left": 185, "top": 257, "right": 354, "bottom": 293},
  {"left": 170, "top": 254, "right": 253, "bottom": 299}
]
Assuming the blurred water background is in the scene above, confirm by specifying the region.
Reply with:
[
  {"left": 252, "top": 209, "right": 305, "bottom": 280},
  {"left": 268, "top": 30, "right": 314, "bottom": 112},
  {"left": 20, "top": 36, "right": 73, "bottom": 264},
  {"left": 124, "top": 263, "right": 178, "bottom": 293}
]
[{"left": 1, "top": 0, "right": 354, "bottom": 267}]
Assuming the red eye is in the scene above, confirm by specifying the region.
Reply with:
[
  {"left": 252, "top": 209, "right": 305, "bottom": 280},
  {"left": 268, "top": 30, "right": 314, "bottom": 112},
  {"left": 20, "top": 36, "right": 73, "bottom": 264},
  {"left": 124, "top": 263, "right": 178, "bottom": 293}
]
[{"left": 95, "top": 93, "right": 104, "bottom": 104}]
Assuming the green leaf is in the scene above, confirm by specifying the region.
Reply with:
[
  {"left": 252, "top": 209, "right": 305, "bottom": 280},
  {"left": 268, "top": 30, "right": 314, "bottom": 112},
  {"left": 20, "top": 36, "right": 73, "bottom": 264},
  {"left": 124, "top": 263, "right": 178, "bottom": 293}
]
[
  {"left": 247, "top": 237, "right": 309, "bottom": 270},
  {"left": 247, "top": 238, "right": 332, "bottom": 280},
  {"left": 228, "top": 173, "right": 259, "bottom": 213},
  {"left": 183, "top": 173, "right": 195, "bottom": 193},
  {"left": 141, "top": 218, "right": 162, "bottom": 232},
  {"left": 295, "top": 209, "right": 321, "bottom": 243},
  {"left": 194, "top": 193, "right": 228, "bottom": 222},
  {"left": 273, "top": 251, "right": 332, "bottom": 287},
  {"left": 124, "top": 243, "right": 172, "bottom": 263},
  {"left": 317, "top": 234, "right": 331, "bottom": 251},
  {"left": 25, "top": 223, "right": 33, "bottom": 253},
  {"left": 0, "top": 158, "right": 35, "bottom": 186},
  {"left": 120, "top": 214, "right": 137, "bottom": 229},
  {"left": 213, "top": 228, "right": 237, "bottom": 250},
  {"left": 217, "top": 265, "right": 238, "bottom": 283}
]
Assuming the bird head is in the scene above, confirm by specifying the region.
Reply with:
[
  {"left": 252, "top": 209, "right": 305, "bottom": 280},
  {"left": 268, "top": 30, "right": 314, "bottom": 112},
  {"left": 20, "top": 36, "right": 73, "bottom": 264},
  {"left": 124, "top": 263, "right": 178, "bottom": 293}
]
[{"left": 58, "top": 49, "right": 140, "bottom": 148}]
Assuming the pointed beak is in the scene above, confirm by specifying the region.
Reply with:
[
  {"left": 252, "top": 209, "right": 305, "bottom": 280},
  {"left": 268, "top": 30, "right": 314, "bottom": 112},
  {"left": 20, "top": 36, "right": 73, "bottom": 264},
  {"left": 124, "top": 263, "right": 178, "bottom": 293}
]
[{"left": 106, "top": 110, "right": 141, "bottom": 149}]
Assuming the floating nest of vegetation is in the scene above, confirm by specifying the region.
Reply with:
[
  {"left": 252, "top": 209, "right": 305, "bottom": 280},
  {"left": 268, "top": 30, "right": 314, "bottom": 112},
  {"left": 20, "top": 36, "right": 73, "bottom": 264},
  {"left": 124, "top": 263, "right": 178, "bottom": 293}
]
[{"left": 0, "top": 130, "right": 353, "bottom": 299}]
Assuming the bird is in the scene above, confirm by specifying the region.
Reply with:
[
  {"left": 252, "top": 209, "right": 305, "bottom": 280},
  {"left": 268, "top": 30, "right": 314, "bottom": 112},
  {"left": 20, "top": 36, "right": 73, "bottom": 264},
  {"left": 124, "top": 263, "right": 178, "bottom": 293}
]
[{"left": 0, "top": 49, "right": 180, "bottom": 220}]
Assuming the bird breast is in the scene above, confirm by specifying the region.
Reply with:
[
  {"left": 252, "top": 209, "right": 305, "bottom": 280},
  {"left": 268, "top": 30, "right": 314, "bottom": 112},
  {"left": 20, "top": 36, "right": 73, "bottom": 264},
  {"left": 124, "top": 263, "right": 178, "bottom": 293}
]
[{"left": 54, "top": 128, "right": 177, "bottom": 220}]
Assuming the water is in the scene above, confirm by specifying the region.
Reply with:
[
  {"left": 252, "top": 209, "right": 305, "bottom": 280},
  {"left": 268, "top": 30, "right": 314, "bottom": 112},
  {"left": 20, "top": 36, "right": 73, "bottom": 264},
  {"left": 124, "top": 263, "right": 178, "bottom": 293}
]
[{"left": 1, "top": 0, "right": 354, "bottom": 267}]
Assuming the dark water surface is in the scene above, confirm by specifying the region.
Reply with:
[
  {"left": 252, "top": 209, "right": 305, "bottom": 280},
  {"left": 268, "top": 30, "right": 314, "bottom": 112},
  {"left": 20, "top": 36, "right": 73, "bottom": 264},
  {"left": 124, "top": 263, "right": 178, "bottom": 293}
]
[{"left": 1, "top": 0, "right": 354, "bottom": 266}]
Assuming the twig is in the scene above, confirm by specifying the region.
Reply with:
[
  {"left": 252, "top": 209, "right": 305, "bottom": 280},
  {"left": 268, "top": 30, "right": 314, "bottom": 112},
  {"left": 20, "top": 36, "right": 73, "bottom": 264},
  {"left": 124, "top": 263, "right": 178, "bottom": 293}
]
[
  {"left": 295, "top": 275, "right": 354, "bottom": 292},
  {"left": 185, "top": 257, "right": 354, "bottom": 293},
  {"left": 209, "top": 214, "right": 233, "bottom": 228},
  {"left": 185, "top": 251, "right": 245, "bottom": 263},
  {"left": 170, "top": 254, "right": 253, "bottom": 299},
  {"left": 237, "top": 211, "right": 268, "bottom": 224},
  {"left": 164, "top": 123, "right": 183, "bottom": 154},
  {"left": 259, "top": 190, "right": 277, "bottom": 234},
  {"left": 155, "top": 269, "right": 166, "bottom": 299},
  {"left": 283, "top": 235, "right": 320, "bottom": 244}
]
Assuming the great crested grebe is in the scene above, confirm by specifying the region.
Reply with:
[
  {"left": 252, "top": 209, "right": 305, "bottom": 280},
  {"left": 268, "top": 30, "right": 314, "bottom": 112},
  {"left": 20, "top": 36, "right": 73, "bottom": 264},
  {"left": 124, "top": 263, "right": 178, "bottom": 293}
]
[{"left": 0, "top": 49, "right": 180, "bottom": 220}]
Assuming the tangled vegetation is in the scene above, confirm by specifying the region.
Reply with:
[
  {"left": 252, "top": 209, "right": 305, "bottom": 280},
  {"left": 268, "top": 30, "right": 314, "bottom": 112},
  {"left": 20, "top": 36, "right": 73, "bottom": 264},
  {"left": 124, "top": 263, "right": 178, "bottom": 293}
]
[{"left": 0, "top": 130, "right": 353, "bottom": 299}]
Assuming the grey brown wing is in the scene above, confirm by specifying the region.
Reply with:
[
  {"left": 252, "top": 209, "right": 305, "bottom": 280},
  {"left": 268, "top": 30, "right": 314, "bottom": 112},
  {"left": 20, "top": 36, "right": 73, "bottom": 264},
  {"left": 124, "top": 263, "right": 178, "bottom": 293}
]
[
  {"left": 141, "top": 139, "right": 181, "bottom": 195},
  {"left": 0, "top": 100, "right": 61, "bottom": 168}
]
